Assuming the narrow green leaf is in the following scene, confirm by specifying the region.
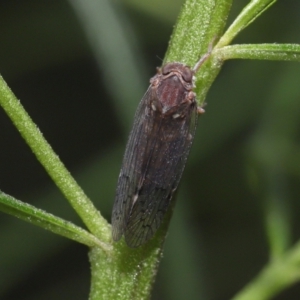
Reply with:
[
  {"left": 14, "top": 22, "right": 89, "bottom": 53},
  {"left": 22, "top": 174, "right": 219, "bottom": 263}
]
[
  {"left": 217, "top": 0, "right": 277, "bottom": 48},
  {"left": 232, "top": 240, "right": 300, "bottom": 300},
  {"left": 0, "top": 75, "right": 110, "bottom": 241},
  {"left": 214, "top": 43, "right": 300, "bottom": 61},
  {"left": 0, "top": 191, "right": 110, "bottom": 250}
]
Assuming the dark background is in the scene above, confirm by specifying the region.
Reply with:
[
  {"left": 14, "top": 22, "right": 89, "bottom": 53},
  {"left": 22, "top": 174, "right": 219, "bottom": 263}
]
[{"left": 1, "top": 0, "right": 300, "bottom": 299}]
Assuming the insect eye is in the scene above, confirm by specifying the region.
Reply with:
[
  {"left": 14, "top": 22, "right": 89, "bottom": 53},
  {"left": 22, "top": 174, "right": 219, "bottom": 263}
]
[
  {"left": 161, "top": 64, "right": 173, "bottom": 75},
  {"left": 181, "top": 67, "right": 193, "bottom": 82}
]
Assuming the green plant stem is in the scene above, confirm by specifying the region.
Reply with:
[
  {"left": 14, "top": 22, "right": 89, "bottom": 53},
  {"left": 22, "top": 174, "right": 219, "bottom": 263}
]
[
  {"left": 264, "top": 173, "right": 291, "bottom": 259},
  {"left": 0, "top": 75, "right": 110, "bottom": 241},
  {"left": 232, "top": 241, "right": 300, "bottom": 300},
  {"left": 214, "top": 44, "right": 300, "bottom": 61},
  {"left": 164, "top": 0, "right": 233, "bottom": 65},
  {"left": 89, "top": 238, "right": 163, "bottom": 300},
  {"left": 0, "top": 191, "right": 110, "bottom": 250},
  {"left": 216, "top": 0, "right": 277, "bottom": 48},
  {"left": 164, "top": 0, "right": 233, "bottom": 106}
]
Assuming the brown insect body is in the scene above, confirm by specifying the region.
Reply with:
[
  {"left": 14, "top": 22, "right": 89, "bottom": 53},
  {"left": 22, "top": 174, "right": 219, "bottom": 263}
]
[
  {"left": 112, "top": 62, "right": 200, "bottom": 248},
  {"left": 153, "top": 63, "right": 195, "bottom": 109}
]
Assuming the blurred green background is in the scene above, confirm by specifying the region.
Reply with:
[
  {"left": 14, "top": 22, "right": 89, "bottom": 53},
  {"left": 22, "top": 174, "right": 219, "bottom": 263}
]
[{"left": 1, "top": 0, "right": 300, "bottom": 299}]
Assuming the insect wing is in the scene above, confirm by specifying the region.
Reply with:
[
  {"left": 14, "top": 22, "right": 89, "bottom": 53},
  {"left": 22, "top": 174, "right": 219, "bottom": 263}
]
[
  {"left": 124, "top": 100, "right": 198, "bottom": 247},
  {"left": 112, "top": 87, "right": 154, "bottom": 242},
  {"left": 112, "top": 81, "right": 198, "bottom": 247}
]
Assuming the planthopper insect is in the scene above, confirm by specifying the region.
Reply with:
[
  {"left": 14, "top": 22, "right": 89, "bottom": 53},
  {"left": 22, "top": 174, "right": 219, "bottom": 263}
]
[{"left": 112, "top": 52, "right": 211, "bottom": 248}]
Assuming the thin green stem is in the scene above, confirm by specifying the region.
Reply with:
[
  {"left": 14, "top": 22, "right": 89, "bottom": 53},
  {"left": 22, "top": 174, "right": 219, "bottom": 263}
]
[
  {"left": 0, "top": 191, "right": 111, "bottom": 250},
  {"left": 264, "top": 180, "right": 291, "bottom": 259},
  {"left": 216, "top": 0, "right": 277, "bottom": 48},
  {"left": 232, "top": 241, "right": 300, "bottom": 300},
  {"left": 0, "top": 75, "right": 110, "bottom": 241},
  {"left": 214, "top": 44, "right": 300, "bottom": 61}
]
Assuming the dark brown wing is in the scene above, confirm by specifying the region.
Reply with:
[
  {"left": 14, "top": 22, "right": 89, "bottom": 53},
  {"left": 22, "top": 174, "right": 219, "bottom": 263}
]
[
  {"left": 124, "top": 100, "right": 198, "bottom": 247},
  {"left": 111, "top": 86, "right": 155, "bottom": 242},
  {"left": 112, "top": 87, "right": 198, "bottom": 247}
]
